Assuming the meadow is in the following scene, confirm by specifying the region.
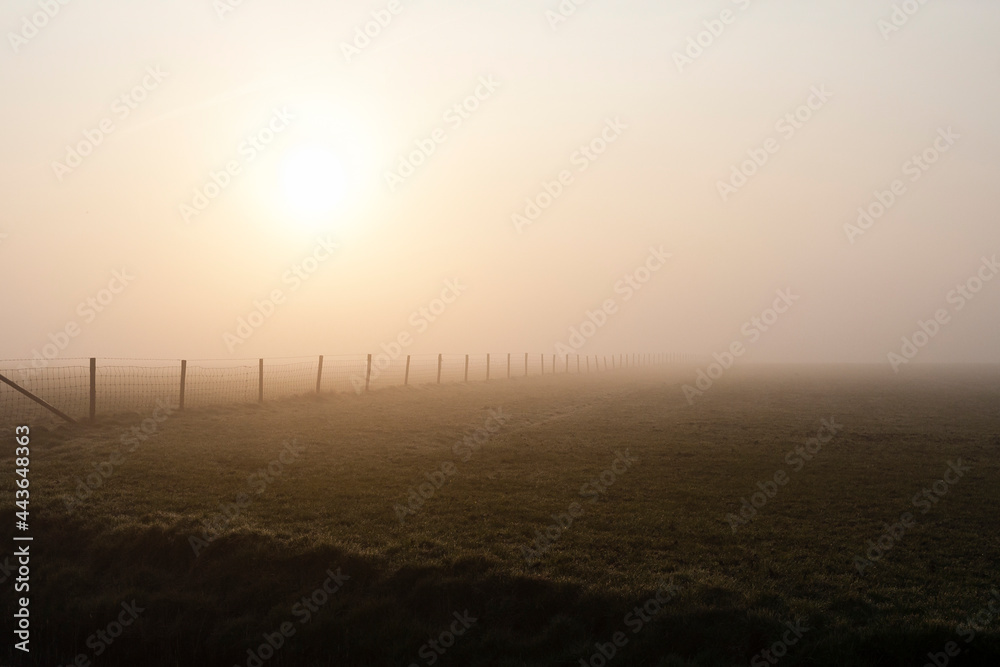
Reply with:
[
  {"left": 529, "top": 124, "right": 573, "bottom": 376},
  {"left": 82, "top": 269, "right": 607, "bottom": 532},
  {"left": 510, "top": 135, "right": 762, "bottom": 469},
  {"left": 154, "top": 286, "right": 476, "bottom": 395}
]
[{"left": 2, "top": 364, "right": 999, "bottom": 666}]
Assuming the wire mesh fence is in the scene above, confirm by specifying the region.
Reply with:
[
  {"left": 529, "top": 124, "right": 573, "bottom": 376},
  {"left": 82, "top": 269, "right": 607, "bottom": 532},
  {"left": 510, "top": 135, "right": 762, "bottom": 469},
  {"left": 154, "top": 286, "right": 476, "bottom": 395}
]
[{"left": 0, "top": 352, "right": 699, "bottom": 425}]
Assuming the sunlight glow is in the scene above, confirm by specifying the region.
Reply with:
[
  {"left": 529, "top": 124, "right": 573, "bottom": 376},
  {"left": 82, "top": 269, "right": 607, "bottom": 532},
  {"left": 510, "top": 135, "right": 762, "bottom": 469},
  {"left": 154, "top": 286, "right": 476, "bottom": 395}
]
[{"left": 280, "top": 145, "right": 347, "bottom": 216}]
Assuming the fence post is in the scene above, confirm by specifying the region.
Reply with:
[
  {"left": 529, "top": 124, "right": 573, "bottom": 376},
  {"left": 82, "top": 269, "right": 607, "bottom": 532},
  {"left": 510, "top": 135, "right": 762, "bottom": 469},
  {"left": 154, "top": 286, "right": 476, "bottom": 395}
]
[
  {"left": 541, "top": 353, "right": 544, "bottom": 375},
  {"left": 437, "top": 354, "right": 442, "bottom": 384},
  {"left": 524, "top": 353, "right": 528, "bottom": 377},
  {"left": 612, "top": 355, "right": 616, "bottom": 369},
  {"left": 404, "top": 355, "right": 411, "bottom": 386},
  {"left": 586, "top": 356, "right": 590, "bottom": 372},
  {"left": 258, "top": 358, "right": 264, "bottom": 403},
  {"left": 316, "top": 355, "right": 324, "bottom": 394},
  {"left": 507, "top": 353, "right": 511, "bottom": 379},
  {"left": 89, "top": 357, "right": 96, "bottom": 422},
  {"left": 552, "top": 354, "right": 556, "bottom": 374},
  {"left": 464, "top": 354, "right": 469, "bottom": 382},
  {"left": 486, "top": 353, "right": 490, "bottom": 381},
  {"left": 565, "top": 354, "right": 569, "bottom": 373},
  {"left": 365, "top": 354, "right": 372, "bottom": 392},
  {"left": 179, "top": 359, "right": 187, "bottom": 411}
]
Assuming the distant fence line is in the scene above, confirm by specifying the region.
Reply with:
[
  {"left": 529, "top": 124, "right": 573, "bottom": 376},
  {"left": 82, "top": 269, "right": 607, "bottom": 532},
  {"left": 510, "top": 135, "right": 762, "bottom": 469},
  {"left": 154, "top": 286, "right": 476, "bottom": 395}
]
[{"left": 0, "top": 352, "right": 697, "bottom": 424}]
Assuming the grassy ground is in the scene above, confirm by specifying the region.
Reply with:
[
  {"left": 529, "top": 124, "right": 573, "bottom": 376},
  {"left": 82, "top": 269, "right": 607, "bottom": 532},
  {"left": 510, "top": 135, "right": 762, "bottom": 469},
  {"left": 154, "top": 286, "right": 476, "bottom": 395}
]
[{"left": 2, "top": 364, "right": 999, "bottom": 666}]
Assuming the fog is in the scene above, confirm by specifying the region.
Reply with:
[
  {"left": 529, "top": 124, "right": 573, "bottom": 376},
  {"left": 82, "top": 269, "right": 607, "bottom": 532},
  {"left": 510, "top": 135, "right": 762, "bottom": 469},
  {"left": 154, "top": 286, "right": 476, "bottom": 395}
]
[{"left": 2, "top": 0, "right": 998, "bottom": 366}]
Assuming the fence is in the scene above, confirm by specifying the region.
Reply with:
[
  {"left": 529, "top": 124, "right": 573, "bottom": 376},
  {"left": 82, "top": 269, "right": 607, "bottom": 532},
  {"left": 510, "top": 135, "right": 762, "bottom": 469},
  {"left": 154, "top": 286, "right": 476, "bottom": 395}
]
[{"left": 0, "top": 352, "right": 698, "bottom": 425}]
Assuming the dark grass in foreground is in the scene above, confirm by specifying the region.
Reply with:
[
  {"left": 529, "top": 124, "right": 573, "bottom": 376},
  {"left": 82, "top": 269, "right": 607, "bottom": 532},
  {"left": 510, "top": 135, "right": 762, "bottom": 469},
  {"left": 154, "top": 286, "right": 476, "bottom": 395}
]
[{"left": 2, "top": 365, "right": 999, "bottom": 666}]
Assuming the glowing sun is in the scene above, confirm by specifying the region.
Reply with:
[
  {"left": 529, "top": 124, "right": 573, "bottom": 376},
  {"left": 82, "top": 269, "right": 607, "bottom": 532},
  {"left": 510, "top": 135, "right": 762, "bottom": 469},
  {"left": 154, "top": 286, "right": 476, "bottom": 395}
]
[{"left": 279, "top": 145, "right": 347, "bottom": 216}]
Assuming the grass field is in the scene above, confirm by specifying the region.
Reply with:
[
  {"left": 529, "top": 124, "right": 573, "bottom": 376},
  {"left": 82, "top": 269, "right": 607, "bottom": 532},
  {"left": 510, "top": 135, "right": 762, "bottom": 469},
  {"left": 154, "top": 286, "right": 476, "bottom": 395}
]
[{"left": 2, "top": 364, "right": 999, "bottom": 666}]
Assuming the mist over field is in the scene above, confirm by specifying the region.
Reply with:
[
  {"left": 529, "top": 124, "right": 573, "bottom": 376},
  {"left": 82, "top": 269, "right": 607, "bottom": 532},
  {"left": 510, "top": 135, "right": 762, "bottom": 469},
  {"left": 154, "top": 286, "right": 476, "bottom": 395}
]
[
  {"left": 1, "top": 0, "right": 998, "bottom": 365},
  {"left": 2, "top": 2, "right": 1000, "bottom": 667}
]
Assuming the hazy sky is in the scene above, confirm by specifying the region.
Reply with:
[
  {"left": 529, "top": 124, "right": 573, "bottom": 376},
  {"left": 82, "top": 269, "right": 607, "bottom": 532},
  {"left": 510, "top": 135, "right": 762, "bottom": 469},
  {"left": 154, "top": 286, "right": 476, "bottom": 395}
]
[{"left": 1, "top": 0, "right": 998, "bottom": 364}]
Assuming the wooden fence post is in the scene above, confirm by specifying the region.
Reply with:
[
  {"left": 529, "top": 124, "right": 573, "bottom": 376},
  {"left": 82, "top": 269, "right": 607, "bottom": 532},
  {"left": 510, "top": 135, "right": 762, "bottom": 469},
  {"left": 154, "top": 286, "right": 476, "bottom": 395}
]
[
  {"left": 258, "top": 358, "right": 264, "bottom": 403},
  {"left": 316, "top": 355, "right": 324, "bottom": 394},
  {"left": 464, "top": 355, "right": 469, "bottom": 382},
  {"left": 586, "top": 356, "right": 590, "bottom": 372},
  {"left": 89, "top": 357, "right": 96, "bottom": 422},
  {"left": 565, "top": 354, "right": 569, "bottom": 373},
  {"left": 541, "top": 353, "right": 544, "bottom": 375},
  {"left": 486, "top": 353, "right": 490, "bottom": 381},
  {"left": 552, "top": 354, "right": 556, "bottom": 374},
  {"left": 404, "top": 355, "right": 411, "bottom": 386},
  {"left": 524, "top": 352, "right": 528, "bottom": 377},
  {"left": 437, "top": 354, "right": 442, "bottom": 384},
  {"left": 507, "top": 353, "right": 511, "bottom": 379},
  {"left": 179, "top": 359, "right": 187, "bottom": 411},
  {"left": 365, "top": 354, "right": 372, "bottom": 392}
]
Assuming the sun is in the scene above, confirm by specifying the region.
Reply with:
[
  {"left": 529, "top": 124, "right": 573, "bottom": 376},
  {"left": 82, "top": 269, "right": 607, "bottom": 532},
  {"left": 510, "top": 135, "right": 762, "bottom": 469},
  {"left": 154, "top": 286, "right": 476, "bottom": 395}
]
[{"left": 279, "top": 145, "right": 347, "bottom": 216}]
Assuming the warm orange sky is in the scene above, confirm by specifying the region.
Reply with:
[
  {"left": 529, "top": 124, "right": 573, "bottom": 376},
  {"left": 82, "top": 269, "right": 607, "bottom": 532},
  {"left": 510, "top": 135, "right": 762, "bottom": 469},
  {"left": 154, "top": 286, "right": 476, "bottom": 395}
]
[{"left": 1, "top": 0, "right": 998, "bottom": 364}]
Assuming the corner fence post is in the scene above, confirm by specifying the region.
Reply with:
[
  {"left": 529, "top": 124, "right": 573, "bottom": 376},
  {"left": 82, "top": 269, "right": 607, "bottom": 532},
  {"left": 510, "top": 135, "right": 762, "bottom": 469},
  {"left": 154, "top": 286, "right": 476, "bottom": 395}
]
[
  {"left": 0, "top": 373, "right": 76, "bottom": 424},
  {"left": 89, "top": 357, "right": 96, "bottom": 422}
]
